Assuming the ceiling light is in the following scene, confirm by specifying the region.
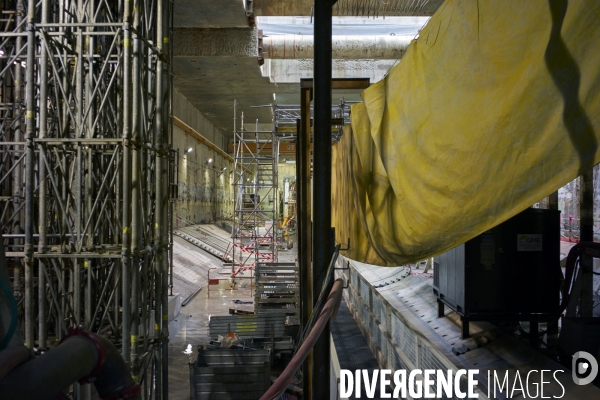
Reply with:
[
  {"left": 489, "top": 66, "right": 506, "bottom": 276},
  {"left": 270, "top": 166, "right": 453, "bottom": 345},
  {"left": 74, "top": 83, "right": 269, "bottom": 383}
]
[
  {"left": 222, "top": 167, "right": 227, "bottom": 171},
  {"left": 186, "top": 147, "right": 193, "bottom": 153},
  {"left": 208, "top": 158, "right": 213, "bottom": 163}
]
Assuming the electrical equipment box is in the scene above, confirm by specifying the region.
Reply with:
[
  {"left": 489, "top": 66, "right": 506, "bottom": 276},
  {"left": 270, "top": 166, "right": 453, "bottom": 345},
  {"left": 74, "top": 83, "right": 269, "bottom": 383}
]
[{"left": 433, "top": 208, "right": 560, "bottom": 321}]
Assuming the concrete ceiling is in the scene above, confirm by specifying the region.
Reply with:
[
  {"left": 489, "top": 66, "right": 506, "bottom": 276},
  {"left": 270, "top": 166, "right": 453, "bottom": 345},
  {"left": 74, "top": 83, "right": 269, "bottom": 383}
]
[
  {"left": 174, "top": 1, "right": 283, "bottom": 137},
  {"left": 174, "top": 0, "right": 248, "bottom": 28},
  {"left": 174, "top": 56, "right": 296, "bottom": 133},
  {"left": 173, "top": 1, "right": 442, "bottom": 139}
]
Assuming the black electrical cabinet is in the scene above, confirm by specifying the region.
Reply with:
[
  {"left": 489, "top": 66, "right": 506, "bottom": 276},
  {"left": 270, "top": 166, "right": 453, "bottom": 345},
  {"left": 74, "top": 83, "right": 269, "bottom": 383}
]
[{"left": 433, "top": 208, "right": 561, "bottom": 338}]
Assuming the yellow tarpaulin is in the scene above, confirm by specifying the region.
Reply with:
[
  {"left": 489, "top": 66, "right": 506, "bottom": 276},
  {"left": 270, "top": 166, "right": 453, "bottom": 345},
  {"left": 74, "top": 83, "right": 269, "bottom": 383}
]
[{"left": 333, "top": 0, "right": 600, "bottom": 266}]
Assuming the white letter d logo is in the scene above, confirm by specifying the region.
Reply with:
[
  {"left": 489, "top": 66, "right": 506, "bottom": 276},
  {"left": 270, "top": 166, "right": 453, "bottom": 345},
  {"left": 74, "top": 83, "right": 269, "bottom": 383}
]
[{"left": 572, "top": 351, "right": 599, "bottom": 385}]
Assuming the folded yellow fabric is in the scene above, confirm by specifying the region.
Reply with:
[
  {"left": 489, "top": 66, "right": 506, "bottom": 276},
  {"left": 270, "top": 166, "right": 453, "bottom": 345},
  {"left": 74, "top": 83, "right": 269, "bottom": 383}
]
[{"left": 333, "top": 0, "right": 600, "bottom": 266}]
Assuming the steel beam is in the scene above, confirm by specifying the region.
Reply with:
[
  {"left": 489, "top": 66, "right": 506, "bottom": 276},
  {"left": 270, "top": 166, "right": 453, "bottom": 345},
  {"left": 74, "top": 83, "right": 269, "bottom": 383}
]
[
  {"left": 579, "top": 169, "right": 594, "bottom": 316},
  {"left": 298, "top": 83, "right": 313, "bottom": 398},
  {"left": 312, "top": 1, "right": 333, "bottom": 399}
]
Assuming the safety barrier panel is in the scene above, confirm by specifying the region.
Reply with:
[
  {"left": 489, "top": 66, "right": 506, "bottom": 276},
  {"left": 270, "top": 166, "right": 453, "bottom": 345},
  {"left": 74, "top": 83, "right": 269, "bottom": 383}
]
[{"left": 335, "top": 256, "right": 486, "bottom": 400}]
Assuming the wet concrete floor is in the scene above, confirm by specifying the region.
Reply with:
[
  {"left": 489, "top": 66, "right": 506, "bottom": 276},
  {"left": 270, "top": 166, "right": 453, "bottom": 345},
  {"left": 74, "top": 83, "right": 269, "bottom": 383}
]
[{"left": 168, "top": 244, "right": 297, "bottom": 399}]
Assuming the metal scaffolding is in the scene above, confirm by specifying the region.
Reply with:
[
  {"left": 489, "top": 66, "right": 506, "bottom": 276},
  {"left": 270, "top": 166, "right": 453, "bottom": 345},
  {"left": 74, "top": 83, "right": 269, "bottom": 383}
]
[
  {"left": 0, "top": 0, "right": 173, "bottom": 398},
  {"left": 230, "top": 101, "right": 279, "bottom": 276},
  {"left": 272, "top": 101, "right": 352, "bottom": 142}
]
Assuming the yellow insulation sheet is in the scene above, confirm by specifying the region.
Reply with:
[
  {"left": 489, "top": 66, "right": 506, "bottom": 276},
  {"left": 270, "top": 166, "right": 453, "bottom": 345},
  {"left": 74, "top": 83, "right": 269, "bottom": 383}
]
[{"left": 333, "top": 0, "right": 600, "bottom": 266}]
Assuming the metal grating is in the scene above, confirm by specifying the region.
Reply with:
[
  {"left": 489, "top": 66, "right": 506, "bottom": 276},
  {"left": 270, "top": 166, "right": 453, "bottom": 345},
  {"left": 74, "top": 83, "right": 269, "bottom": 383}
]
[
  {"left": 418, "top": 340, "right": 465, "bottom": 400},
  {"left": 343, "top": 259, "right": 491, "bottom": 400},
  {"left": 350, "top": 268, "right": 359, "bottom": 290},
  {"left": 371, "top": 319, "right": 388, "bottom": 356},
  {"left": 208, "top": 315, "right": 286, "bottom": 339},
  {"left": 331, "top": 297, "right": 381, "bottom": 372},
  {"left": 419, "top": 338, "right": 447, "bottom": 371},
  {"left": 390, "top": 313, "right": 416, "bottom": 365},
  {"left": 372, "top": 293, "right": 387, "bottom": 326},
  {"left": 349, "top": 289, "right": 359, "bottom": 314},
  {"left": 358, "top": 298, "right": 370, "bottom": 330},
  {"left": 390, "top": 346, "right": 409, "bottom": 372},
  {"left": 190, "top": 349, "right": 271, "bottom": 400},
  {"left": 254, "top": 262, "right": 299, "bottom": 317},
  {"left": 359, "top": 277, "right": 371, "bottom": 305}
]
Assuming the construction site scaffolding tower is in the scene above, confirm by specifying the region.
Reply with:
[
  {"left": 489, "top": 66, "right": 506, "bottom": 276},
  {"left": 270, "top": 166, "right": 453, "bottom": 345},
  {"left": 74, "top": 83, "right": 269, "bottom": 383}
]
[
  {"left": 231, "top": 100, "right": 279, "bottom": 277},
  {"left": 0, "top": 0, "right": 173, "bottom": 398}
]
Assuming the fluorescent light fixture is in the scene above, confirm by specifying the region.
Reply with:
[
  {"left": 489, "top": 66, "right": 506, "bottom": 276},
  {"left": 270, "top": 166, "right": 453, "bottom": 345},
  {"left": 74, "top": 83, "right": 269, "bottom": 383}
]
[
  {"left": 208, "top": 158, "right": 213, "bottom": 163},
  {"left": 222, "top": 167, "right": 227, "bottom": 171},
  {"left": 186, "top": 147, "right": 193, "bottom": 153}
]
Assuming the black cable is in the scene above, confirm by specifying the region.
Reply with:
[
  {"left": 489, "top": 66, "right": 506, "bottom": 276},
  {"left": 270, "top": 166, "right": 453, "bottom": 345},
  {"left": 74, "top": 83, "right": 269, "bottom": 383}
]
[{"left": 294, "top": 245, "right": 341, "bottom": 353}]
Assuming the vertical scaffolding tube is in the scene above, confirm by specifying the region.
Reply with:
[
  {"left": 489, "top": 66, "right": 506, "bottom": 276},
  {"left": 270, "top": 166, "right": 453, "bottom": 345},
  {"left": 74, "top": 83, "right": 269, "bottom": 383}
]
[
  {"left": 23, "top": 0, "right": 36, "bottom": 349},
  {"left": 155, "top": 0, "right": 169, "bottom": 396},
  {"left": 37, "top": 0, "right": 49, "bottom": 350},
  {"left": 12, "top": 0, "right": 24, "bottom": 302},
  {"left": 84, "top": 0, "right": 96, "bottom": 332},
  {"left": 130, "top": 0, "right": 141, "bottom": 373},
  {"left": 579, "top": 170, "right": 594, "bottom": 316},
  {"left": 312, "top": 0, "right": 333, "bottom": 398},
  {"left": 168, "top": 0, "right": 176, "bottom": 298},
  {"left": 74, "top": 26, "right": 83, "bottom": 327},
  {"left": 121, "top": 0, "right": 133, "bottom": 364}
]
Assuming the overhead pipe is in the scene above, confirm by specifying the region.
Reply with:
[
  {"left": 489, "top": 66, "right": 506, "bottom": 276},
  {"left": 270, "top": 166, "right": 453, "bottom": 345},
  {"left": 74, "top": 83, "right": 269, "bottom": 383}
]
[
  {"left": 262, "top": 34, "right": 412, "bottom": 60},
  {"left": 0, "top": 239, "right": 140, "bottom": 399},
  {"left": 0, "top": 239, "right": 31, "bottom": 380},
  {"left": 0, "top": 327, "right": 141, "bottom": 400}
]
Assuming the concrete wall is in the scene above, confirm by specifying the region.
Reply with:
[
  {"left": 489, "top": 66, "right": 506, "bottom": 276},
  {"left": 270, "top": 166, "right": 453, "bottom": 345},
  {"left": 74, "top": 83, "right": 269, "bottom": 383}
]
[
  {"left": 173, "top": 90, "right": 227, "bottom": 149},
  {"left": 173, "top": 90, "right": 234, "bottom": 225}
]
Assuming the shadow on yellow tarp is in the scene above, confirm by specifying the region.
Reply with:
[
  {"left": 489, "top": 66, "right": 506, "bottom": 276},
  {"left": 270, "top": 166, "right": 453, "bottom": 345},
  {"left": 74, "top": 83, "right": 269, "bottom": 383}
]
[{"left": 333, "top": 0, "right": 600, "bottom": 266}]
